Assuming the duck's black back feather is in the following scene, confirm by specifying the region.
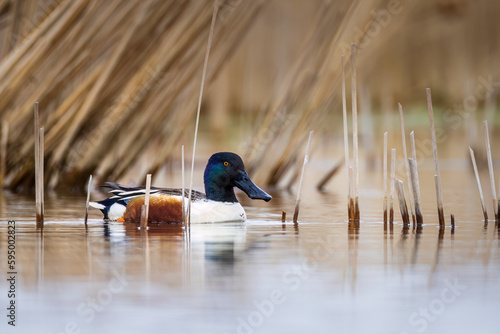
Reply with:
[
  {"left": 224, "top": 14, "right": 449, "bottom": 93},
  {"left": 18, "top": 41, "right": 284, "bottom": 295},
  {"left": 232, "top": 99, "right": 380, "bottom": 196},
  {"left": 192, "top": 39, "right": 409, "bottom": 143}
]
[{"left": 101, "top": 182, "right": 207, "bottom": 200}]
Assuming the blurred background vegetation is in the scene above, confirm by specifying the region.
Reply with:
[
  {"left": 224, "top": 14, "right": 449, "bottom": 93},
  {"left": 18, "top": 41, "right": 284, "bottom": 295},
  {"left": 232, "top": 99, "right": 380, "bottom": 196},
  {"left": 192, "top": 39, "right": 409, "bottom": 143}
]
[{"left": 0, "top": 0, "right": 498, "bottom": 191}]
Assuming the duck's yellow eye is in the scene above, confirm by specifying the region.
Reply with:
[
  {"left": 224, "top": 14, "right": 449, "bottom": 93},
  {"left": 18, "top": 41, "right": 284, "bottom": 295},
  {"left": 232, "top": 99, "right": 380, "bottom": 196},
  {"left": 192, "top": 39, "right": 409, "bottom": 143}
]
[{"left": 224, "top": 161, "right": 229, "bottom": 166}]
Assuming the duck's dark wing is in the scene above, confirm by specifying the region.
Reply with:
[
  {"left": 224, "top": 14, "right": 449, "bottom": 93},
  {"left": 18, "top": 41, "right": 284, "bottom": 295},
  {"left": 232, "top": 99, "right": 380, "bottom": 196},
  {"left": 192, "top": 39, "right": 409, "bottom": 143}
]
[{"left": 101, "top": 182, "right": 207, "bottom": 200}]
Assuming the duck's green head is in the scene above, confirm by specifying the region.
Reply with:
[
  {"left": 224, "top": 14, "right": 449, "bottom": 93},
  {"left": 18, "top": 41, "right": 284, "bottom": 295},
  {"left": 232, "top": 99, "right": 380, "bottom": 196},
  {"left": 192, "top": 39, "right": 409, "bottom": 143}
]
[{"left": 203, "top": 152, "right": 272, "bottom": 203}]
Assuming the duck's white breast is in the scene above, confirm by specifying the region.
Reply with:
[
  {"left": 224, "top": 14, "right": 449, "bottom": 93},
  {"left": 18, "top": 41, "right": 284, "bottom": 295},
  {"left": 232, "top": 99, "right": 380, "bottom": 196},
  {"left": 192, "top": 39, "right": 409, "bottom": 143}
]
[{"left": 190, "top": 199, "right": 246, "bottom": 223}]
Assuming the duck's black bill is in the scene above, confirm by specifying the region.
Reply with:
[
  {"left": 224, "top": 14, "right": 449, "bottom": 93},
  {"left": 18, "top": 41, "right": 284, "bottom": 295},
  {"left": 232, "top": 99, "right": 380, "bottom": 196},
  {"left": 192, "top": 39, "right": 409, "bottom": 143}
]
[{"left": 235, "top": 171, "right": 272, "bottom": 202}]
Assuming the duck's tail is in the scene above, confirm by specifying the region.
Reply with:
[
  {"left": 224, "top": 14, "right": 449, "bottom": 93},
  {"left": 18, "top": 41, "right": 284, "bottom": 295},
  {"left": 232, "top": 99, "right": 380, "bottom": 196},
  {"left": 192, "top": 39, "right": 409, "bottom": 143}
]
[
  {"left": 89, "top": 182, "right": 158, "bottom": 220},
  {"left": 89, "top": 197, "right": 127, "bottom": 221}
]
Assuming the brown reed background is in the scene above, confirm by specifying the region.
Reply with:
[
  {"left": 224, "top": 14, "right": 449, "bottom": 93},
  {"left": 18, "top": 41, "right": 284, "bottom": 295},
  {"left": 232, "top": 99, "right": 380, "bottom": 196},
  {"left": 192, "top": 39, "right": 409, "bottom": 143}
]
[{"left": 0, "top": 0, "right": 498, "bottom": 191}]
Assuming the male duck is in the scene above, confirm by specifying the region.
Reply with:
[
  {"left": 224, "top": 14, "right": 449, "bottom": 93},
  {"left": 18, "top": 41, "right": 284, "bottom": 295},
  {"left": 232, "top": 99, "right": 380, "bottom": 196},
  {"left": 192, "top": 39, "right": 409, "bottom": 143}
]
[{"left": 89, "top": 152, "right": 272, "bottom": 223}]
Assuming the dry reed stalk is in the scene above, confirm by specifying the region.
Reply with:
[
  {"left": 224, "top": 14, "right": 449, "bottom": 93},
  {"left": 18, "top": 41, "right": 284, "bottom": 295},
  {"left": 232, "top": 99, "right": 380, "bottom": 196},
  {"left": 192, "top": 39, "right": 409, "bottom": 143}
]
[
  {"left": 498, "top": 176, "right": 500, "bottom": 220},
  {"left": 0, "top": 121, "right": 8, "bottom": 184},
  {"left": 0, "top": 1, "right": 73, "bottom": 81},
  {"left": 0, "top": 0, "right": 90, "bottom": 108},
  {"left": 409, "top": 131, "right": 422, "bottom": 224},
  {"left": 51, "top": 2, "right": 149, "bottom": 168},
  {"left": 469, "top": 147, "right": 488, "bottom": 220},
  {"left": 72, "top": 2, "right": 200, "bottom": 171},
  {"left": 409, "top": 158, "right": 423, "bottom": 225},
  {"left": 395, "top": 178, "right": 410, "bottom": 224},
  {"left": 383, "top": 132, "right": 388, "bottom": 223},
  {"left": 187, "top": 1, "right": 219, "bottom": 224},
  {"left": 293, "top": 130, "right": 313, "bottom": 223},
  {"left": 34, "top": 102, "right": 43, "bottom": 224},
  {"left": 408, "top": 159, "right": 422, "bottom": 223},
  {"left": 181, "top": 145, "right": 185, "bottom": 224},
  {"left": 426, "top": 88, "right": 445, "bottom": 226},
  {"left": 483, "top": 121, "right": 497, "bottom": 220},
  {"left": 282, "top": 211, "right": 286, "bottom": 223},
  {"left": 140, "top": 2, "right": 264, "bottom": 179},
  {"left": 390, "top": 148, "right": 396, "bottom": 223},
  {"left": 351, "top": 43, "right": 360, "bottom": 220},
  {"left": 84, "top": 175, "right": 92, "bottom": 225},
  {"left": 140, "top": 174, "right": 152, "bottom": 229},
  {"left": 39, "top": 127, "right": 44, "bottom": 221},
  {"left": 349, "top": 166, "right": 355, "bottom": 220},
  {"left": 2, "top": 1, "right": 259, "bottom": 190},
  {"left": 398, "top": 103, "right": 415, "bottom": 223},
  {"left": 341, "top": 54, "right": 351, "bottom": 212},
  {"left": 410, "top": 131, "right": 418, "bottom": 164},
  {"left": 34, "top": 103, "right": 40, "bottom": 212},
  {"left": 245, "top": 1, "right": 351, "bottom": 173}
]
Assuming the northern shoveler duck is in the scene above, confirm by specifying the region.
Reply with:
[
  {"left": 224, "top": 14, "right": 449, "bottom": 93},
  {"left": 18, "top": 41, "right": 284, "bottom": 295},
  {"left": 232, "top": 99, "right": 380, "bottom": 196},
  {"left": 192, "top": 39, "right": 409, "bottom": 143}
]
[{"left": 89, "top": 152, "right": 272, "bottom": 223}]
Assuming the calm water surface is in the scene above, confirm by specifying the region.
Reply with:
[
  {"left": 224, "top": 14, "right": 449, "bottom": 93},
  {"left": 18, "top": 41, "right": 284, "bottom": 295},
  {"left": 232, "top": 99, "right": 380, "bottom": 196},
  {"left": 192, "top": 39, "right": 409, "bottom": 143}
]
[{"left": 0, "top": 156, "right": 499, "bottom": 334}]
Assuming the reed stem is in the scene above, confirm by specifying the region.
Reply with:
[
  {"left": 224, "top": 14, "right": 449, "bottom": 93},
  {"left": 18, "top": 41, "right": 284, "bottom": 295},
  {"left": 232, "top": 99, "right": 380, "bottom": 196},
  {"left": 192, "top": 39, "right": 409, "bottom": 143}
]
[
  {"left": 483, "top": 120, "right": 497, "bottom": 220},
  {"left": 187, "top": 1, "right": 219, "bottom": 224},
  {"left": 426, "top": 88, "right": 445, "bottom": 226},
  {"left": 34, "top": 102, "right": 44, "bottom": 225},
  {"left": 469, "top": 147, "right": 488, "bottom": 220},
  {"left": 351, "top": 43, "right": 360, "bottom": 220},
  {"left": 140, "top": 174, "right": 152, "bottom": 229},
  {"left": 383, "top": 132, "right": 388, "bottom": 223},
  {"left": 40, "top": 127, "right": 44, "bottom": 220},
  {"left": 398, "top": 103, "right": 415, "bottom": 223},
  {"left": 409, "top": 132, "right": 422, "bottom": 224},
  {"left": 390, "top": 148, "right": 395, "bottom": 223},
  {"left": 409, "top": 158, "right": 423, "bottom": 225},
  {"left": 451, "top": 214, "right": 455, "bottom": 234},
  {"left": 281, "top": 211, "right": 286, "bottom": 223},
  {"left": 293, "top": 130, "right": 313, "bottom": 223},
  {"left": 341, "top": 54, "right": 351, "bottom": 212},
  {"left": 395, "top": 178, "right": 410, "bottom": 224},
  {"left": 410, "top": 131, "right": 418, "bottom": 162},
  {"left": 349, "top": 166, "right": 354, "bottom": 220},
  {"left": 181, "top": 145, "right": 185, "bottom": 224},
  {"left": 84, "top": 175, "right": 92, "bottom": 226}
]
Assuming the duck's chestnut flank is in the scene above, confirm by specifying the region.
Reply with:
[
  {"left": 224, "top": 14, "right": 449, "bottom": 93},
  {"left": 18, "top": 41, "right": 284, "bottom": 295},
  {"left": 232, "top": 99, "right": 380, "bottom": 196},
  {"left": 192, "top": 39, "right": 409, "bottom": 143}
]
[{"left": 123, "top": 196, "right": 183, "bottom": 223}]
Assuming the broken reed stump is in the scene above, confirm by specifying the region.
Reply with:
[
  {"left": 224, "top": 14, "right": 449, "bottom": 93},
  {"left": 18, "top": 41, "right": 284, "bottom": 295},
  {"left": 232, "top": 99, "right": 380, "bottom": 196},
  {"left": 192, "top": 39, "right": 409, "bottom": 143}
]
[
  {"left": 469, "top": 147, "right": 488, "bottom": 220},
  {"left": 389, "top": 148, "right": 396, "bottom": 223},
  {"left": 483, "top": 121, "right": 498, "bottom": 220},
  {"left": 34, "top": 102, "right": 44, "bottom": 225},
  {"left": 398, "top": 103, "right": 415, "bottom": 224},
  {"left": 187, "top": 2, "right": 219, "bottom": 224},
  {"left": 351, "top": 43, "right": 360, "bottom": 221},
  {"left": 395, "top": 178, "right": 410, "bottom": 224},
  {"left": 293, "top": 130, "right": 313, "bottom": 223},
  {"left": 349, "top": 166, "right": 355, "bottom": 220},
  {"left": 281, "top": 211, "right": 286, "bottom": 223},
  {"left": 84, "top": 175, "right": 93, "bottom": 226},
  {"left": 140, "top": 174, "right": 152, "bottom": 229},
  {"left": 409, "top": 158, "right": 423, "bottom": 225},
  {"left": 383, "top": 132, "right": 388, "bottom": 223},
  {"left": 426, "top": 88, "right": 445, "bottom": 227},
  {"left": 451, "top": 214, "right": 455, "bottom": 234}
]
